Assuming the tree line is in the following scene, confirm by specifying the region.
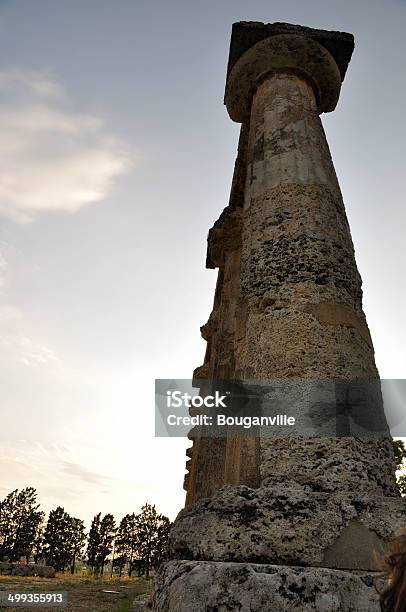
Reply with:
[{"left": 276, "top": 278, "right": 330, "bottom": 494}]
[
  {"left": 0, "top": 487, "right": 171, "bottom": 578},
  {"left": 1, "top": 442, "right": 404, "bottom": 576}
]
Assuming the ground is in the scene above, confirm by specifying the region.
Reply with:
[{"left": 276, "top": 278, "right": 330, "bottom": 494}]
[{"left": 0, "top": 574, "right": 151, "bottom": 612}]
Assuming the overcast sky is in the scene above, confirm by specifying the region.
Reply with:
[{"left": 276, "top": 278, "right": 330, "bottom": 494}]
[{"left": 0, "top": 0, "right": 405, "bottom": 525}]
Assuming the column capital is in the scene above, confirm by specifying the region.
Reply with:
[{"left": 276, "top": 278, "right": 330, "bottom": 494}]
[{"left": 224, "top": 22, "right": 354, "bottom": 122}]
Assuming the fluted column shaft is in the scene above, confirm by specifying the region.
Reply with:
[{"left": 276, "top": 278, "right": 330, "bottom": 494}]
[
  {"left": 234, "top": 73, "right": 396, "bottom": 496},
  {"left": 237, "top": 73, "right": 374, "bottom": 379}
]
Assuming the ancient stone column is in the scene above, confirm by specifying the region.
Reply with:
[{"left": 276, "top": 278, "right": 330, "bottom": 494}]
[
  {"left": 227, "top": 29, "right": 396, "bottom": 499},
  {"left": 152, "top": 23, "right": 405, "bottom": 611}
]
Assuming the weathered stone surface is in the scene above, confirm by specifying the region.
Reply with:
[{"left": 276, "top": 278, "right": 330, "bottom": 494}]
[
  {"left": 237, "top": 75, "right": 371, "bottom": 379},
  {"left": 206, "top": 205, "right": 242, "bottom": 270},
  {"left": 38, "top": 565, "right": 55, "bottom": 578},
  {"left": 132, "top": 593, "right": 151, "bottom": 611},
  {"left": 226, "top": 22, "right": 354, "bottom": 82},
  {"left": 170, "top": 485, "right": 405, "bottom": 570},
  {"left": 225, "top": 34, "right": 342, "bottom": 121},
  {"left": 0, "top": 562, "right": 55, "bottom": 577},
  {"left": 260, "top": 436, "right": 398, "bottom": 496},
  {"left": 153, "top": 560, "right": 380, "bottom": 611}
]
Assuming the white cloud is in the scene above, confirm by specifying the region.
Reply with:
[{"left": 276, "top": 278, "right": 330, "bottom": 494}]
[
  {"left": 0, "top": 440, "right": 172, "bottom": 525},
  {"left": 18, "top": 335, "right": 59, "bottom": 366},
  {"left": 0, "top": 69, "right": 132, "bottom": 222},
  {"left": 0, "top": 304, "right": 59, "bottom": 367},
  {"left": 0, "top": 69, "right": 65, "bottom": 99}
]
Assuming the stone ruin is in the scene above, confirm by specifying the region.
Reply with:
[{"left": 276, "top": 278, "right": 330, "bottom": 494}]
[
  {"left": 0, "top": 561, "right": 55, "bottom": 578},
  {"left": 151, "top": 22, "right": 406, "bottom": 611}
]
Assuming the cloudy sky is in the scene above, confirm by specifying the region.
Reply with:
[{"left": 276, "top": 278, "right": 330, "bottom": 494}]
[{"left": 0, "top": 0, "right": 405, "bottom": 525}]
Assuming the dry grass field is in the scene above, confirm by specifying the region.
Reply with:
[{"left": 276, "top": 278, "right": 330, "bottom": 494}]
[{"left": 0, "top": 574, "right": 151, "bottom": 612}]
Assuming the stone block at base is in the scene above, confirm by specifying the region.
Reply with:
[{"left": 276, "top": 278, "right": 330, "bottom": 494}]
[
  {"left": 152, "top": 560, "right": 381, "bottom": 611},
  {"left": 170, "top": 485, "right": 405, "bottom": 571}
]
